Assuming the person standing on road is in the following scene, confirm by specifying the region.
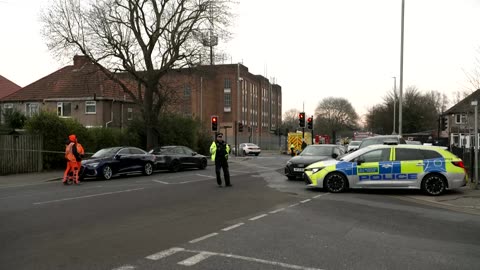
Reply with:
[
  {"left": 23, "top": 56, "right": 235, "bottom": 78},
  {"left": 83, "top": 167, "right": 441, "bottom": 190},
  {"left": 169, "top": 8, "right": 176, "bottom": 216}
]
[
  {"left": 75, "top": 137, "right": 85, "bottom": 182},
  {"left": 210, "top": 132, "right": 231, "bottom": 187},
  {"left": 290, "top": 143, "right": 295, "bottom": 157},
  {"left": 63, "top": 134, "right": 81, "bottom": 185}
]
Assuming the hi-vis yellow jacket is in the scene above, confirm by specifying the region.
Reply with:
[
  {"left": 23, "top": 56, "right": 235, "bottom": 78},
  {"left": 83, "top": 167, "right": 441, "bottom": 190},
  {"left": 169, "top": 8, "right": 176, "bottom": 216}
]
[{"left": 210, "top": 141, "right": 230, "bottom": 161}]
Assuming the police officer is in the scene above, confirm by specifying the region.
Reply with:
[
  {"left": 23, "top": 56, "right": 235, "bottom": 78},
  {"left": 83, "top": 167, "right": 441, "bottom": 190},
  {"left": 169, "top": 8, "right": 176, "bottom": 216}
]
[
  {"left": 210, "top": 132, "right": 231, "bottom": 187},
  {"left": 63, "top": 134, "right": 81, "bottom": 185},
  {"left": 290, "top": 143, "right": 295, "bottom": 157}
]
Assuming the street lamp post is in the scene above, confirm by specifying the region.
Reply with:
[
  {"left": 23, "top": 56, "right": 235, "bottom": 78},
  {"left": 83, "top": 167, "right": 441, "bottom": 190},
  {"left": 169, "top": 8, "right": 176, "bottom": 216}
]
[
  {"left": 399, "top": 0, "right": 405, "bottom": 136},
  {"left": 472, "top": 100, "right": 479, "bottom": 189},
  {"left": 392, "top": 76, "right": 397, "bottom": 135}
]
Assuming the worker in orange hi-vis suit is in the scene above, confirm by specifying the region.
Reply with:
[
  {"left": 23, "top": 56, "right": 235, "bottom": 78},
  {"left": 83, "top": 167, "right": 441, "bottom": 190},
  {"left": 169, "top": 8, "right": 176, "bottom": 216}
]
[{"left": 63, "top": 134, "right": 81, "bottom": 185}]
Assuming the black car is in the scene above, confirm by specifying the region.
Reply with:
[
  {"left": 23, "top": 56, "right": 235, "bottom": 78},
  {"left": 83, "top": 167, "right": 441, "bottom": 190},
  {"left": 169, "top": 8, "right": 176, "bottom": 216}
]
[
  {"left": 284, "top": 144, "right": 345, "bottom": 180},
  {"left": 149, "top": 146, "right": 208, "bottom": 172},
  {"left": 357, "top": 135, "right": 406, "bottom": 150},
  {"left": 80, "top": 146, "right": 156, "bottom": 180}
]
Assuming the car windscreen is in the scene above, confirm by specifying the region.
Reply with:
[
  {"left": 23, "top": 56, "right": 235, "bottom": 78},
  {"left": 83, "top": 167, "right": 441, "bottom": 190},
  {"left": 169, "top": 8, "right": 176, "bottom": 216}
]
[
  {"left": 349, "top": 141, "right": 361, "bottom": 146},
  {"left": 300, "top": 146, "right": 332, "bottom": 156},
  {"left": 92, "top": 147, "right": 121, "bottom": 158}
]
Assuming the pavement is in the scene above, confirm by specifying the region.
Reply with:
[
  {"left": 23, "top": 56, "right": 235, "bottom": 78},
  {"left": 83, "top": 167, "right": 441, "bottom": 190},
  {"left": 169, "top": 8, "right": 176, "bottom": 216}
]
[{"left": 1, "top": 153, "right": 480, "bottom": 215}]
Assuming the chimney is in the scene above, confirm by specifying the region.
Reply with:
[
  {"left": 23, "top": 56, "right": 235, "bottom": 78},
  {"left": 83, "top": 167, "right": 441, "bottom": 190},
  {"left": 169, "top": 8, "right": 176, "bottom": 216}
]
[{"left": 73, "top": 55, "right": 90, "bottom": 67}]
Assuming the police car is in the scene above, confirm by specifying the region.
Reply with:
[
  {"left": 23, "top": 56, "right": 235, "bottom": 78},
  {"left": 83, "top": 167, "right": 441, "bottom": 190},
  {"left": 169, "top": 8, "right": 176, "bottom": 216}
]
[{"left": 304, "top": 144, "right": 467, "bottom": 196}]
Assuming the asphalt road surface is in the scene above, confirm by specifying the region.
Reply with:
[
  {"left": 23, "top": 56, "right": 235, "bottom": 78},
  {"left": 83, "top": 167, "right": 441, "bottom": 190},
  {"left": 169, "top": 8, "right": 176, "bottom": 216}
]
[{"left": 1, "top": 155, "right": 479, "bottom": 270}]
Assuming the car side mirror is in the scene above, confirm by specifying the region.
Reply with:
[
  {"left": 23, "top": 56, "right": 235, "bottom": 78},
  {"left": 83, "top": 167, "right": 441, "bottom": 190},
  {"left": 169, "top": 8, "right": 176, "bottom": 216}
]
[
  {"left": 332, "top": 153, "right": 338, "bottom": 159},
  {"left": 114, "top": 154, "right": 121, "bottom": 160},
  {"left": 192, "top": 152, "right": 197, "bottom": 156},
  {"left": 357, "top": 158, "right": 364, "bottom": 165}
]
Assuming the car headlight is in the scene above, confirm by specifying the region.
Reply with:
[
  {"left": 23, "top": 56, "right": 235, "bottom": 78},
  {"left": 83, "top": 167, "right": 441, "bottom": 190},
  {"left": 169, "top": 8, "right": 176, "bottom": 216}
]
[
  {"left": 286, "top": 161, "right": 292, "bottom": 166},
  {"left": 311, "top": 167, "right": 325, "bottom": 174},
  {"left": 88, "top": 162, "right": 99, "bottom": 168}
]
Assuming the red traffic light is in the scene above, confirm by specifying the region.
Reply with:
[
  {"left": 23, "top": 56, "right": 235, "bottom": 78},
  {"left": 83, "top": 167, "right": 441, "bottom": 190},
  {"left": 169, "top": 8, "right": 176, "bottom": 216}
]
[
  {"left": 307, "top": 117, "right": 312, "bottom": 123},
  {"left": 299, "top": 113, "right": 304, "bottom": 119},
  {"left": 212, "top": 117, "right": 217, "bottom": 122}
]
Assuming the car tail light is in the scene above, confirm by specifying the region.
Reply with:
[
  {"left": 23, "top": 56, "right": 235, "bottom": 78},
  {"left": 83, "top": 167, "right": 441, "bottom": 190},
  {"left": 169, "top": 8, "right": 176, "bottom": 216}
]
[{"left": 451, "top": 161, "right": 465, "bottom": 169}]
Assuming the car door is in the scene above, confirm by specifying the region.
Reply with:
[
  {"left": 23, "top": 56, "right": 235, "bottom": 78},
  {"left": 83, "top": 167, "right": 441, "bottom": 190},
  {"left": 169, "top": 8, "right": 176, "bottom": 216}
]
[
  {"left": 181, "top": 147, "right": 197, "bottom": 167},
  {"left": 351, "top": 148, "right": 392, "bottom": 188},
  {"left": 129, "top": 147, "right": 147, "bottom": 171},
  {"left": 115, "top": 148, "right": 133, "bottom": 173},
  {"left": 393, "top": 147, "right": 426, "bottom": 188}
]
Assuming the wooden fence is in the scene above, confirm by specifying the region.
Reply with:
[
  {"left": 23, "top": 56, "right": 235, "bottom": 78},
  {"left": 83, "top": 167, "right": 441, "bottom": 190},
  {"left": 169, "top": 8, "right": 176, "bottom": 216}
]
[{"left": 0, "top": 135, "right": 43, "bottom": 175}]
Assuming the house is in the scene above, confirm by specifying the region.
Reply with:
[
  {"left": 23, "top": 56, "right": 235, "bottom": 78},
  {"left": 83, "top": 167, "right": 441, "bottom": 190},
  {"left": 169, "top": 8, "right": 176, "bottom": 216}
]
[
  {"left": 0, "top": 55, "right": 136, "bottom": 128},
  {"left": 443, "top": 89, "right": 480, "bottom": 147},
  {"left": 0, "top": 75, "right": 21, "bottom": 99},
  {"left": 1, "top": 55, "right": 283, "bottom": 148}
]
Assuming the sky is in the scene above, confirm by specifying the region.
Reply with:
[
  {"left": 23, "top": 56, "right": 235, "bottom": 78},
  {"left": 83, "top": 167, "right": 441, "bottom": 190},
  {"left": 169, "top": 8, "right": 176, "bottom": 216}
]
[{"left": 1, "top": 0, "right": 480, "bottom": 120}]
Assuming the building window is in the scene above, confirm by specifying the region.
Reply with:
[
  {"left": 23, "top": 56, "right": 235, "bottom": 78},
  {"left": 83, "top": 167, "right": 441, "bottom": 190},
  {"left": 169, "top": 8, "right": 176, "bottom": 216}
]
[
  {"left": 85, "top": 101, "right": 96, "bottom": 114},
  {"left": 455, "top": 114, "right": 466, "bottom": 124},
  {"left": 3, "top": 103, "right": 13, "bottom": 113},
  {"left": 184, "top": 84, "right": 191, "bottom": 97},
  {"left": 26, "top": 103, "right": 39, "bottom": 117},
  {"left": 127, "top": 108, "right": 133, "bottom": 120},
  {"left": 57, "top": 102, "right": 72, "bottom": 117},
  {"left": 224, "top": 79, "right": 231, "bottom": 89},
  {"left": 224, "top": 89, "right": 231, "bottom": 112}
]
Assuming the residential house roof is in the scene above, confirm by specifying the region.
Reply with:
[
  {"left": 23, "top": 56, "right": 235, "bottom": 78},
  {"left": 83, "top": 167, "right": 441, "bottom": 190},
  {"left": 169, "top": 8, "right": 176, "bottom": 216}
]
[
  {"left": 0, "top": 75, "right": 21, "bottom": 99},
  {"left": 444, "top": 89, "right": 480, "bottom": 115},
  {"left": 0, "top": 55, "right": 133, "bottom": 102}
]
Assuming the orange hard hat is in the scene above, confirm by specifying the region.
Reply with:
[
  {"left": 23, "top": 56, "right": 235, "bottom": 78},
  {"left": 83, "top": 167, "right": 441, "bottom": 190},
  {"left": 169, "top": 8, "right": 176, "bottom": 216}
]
[{"left": 68, "top": 134, "right": 77, "bottom": 142}]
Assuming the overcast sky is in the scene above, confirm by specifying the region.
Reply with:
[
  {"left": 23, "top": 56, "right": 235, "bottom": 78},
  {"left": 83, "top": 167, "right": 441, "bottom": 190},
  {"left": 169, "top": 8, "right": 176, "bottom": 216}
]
[{"left": 1, "top": 0, "right": 480, "bottom": 119}]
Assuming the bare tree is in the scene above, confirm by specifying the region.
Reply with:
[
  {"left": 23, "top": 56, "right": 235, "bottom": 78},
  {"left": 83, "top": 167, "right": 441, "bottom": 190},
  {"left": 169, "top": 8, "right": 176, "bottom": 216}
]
[
  {"left": 282, "top": 108, "right": 300, "bottom": 131},
  {"left": 41, "top": 0, "right": 234, "bottom": 148},
  {"left": 314, "top": 97, "right": 359, "bottom": 142}
]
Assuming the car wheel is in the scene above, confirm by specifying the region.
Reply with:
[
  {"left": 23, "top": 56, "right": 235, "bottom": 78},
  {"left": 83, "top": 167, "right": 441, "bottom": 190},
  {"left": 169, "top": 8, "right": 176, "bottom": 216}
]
[
  {"left": 169, "top": 160, "right": 181, "bottom": 172},
  {"left": 421, "top": 174, "right": 447, "bottom": 196},
  {"left": 199, "top": 159, "right": 207, "bottom": 170},
  {"left": 143, "top": 162, "right": 153, "bottom": 176},
  {"left": 102, "top": 165, "right": 113, "bottom": 180},
  {"left": 324, "top": 172, "right": 347, "bottom": 193},
  {"left": 287, "top": 175, "right": 296, "bottom": 180}
]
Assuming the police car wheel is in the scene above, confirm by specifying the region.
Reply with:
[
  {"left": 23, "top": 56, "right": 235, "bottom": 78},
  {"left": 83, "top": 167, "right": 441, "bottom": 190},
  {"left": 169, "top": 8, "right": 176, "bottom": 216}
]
[
  {"left": 325, "top": 172, "right": 347, "bottom": 193},
  {"left": 422, "top": 174, "right": 446, "bottom": 196},
  {"left": 102, "top": 165, "right": 113, "bottom": 180}
]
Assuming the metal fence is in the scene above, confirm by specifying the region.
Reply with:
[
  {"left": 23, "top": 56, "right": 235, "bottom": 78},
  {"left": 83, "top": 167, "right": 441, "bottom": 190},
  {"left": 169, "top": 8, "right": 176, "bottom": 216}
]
[
  {"left": 0, "top": 135, "right": 43, "bottom": 175},
  {"left": 451, "top": 146, "right": 476, "bottom": 177}
]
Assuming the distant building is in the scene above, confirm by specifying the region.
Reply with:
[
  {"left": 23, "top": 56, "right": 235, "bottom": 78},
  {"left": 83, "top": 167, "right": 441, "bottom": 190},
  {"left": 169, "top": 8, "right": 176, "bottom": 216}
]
[{"left": 0, "top": 56, "right": 282, "bottom": 147}]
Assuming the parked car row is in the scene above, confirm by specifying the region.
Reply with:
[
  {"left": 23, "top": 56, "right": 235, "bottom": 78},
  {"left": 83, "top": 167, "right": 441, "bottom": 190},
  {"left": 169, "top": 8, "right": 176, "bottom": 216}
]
[{"left": 80, "top": 145, "right": 208, "bottom": 180}]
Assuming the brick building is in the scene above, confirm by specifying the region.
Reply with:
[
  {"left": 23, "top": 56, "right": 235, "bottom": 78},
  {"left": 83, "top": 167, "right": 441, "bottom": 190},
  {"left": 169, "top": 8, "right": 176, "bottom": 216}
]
[
  {"left": 161, "top": 64, "right": 282, "bottom": 146},
  {"left": 1, "top": 56, "right": 282, "bottom": 148}
]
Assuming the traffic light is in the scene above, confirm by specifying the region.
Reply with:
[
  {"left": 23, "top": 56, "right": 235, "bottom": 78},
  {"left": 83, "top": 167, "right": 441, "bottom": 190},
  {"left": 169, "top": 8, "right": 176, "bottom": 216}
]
[
  {"left": 211, "top": 115, "right": 218, "bottom": 132},
  {"left": 238, "top": 122, "right": 243, "bottom": 132},
  {"left": 441, "top": 116, "right": 447, "bottom": 131},
  {"left": 299, "top": 112, "right": 305, "bottom": 128},
  {"left": 307, "top": 117, "right": 313, "bottom": 129}
]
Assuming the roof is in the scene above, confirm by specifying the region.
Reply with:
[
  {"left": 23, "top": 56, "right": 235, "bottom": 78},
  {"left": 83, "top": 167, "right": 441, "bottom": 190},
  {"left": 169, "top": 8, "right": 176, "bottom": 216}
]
[
  {"left": 0, "top": 55, "right": 134, "bottom": 102},
  {"left": 444, "top": 89, "right": 480, "bottom": 115},
  {"left": 0, "top": 75, "right": 21, "bottom": 99}
]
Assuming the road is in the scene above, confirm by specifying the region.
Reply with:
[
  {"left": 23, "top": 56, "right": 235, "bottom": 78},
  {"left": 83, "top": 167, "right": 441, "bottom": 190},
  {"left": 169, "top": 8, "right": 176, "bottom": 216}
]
[{"left": 1, "top": 154, "right": 479, "bottom": 270}]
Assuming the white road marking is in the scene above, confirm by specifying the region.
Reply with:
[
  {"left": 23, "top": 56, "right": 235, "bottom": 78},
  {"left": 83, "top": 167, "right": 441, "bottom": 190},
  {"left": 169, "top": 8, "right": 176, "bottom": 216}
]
[
  {"left": 177, "top": 252, "right": 214, "bottom": 266},
  {"left": 269, "top": 208, "right": 285, "bottom": 214},
  {"left": 146, "top": 247, "right": 185, "bottom": 260},
  {"left": 288, "top": 203, "right": 299, "bottom": 208},
  {"left": 313, "top": 193, "right": 329, "bottom": 199},
  {"left": 189, "top": 232, "right": 218, "bottom": 243},
  {"left": 249, "top": 214, "right": 268, "bottom": 221},
  {"left": 221, "top": 223, "right": 244, "bottom": 231},
  {"left": 300, "top": 199, "right": 311, "bottom": 203},
  {"left": 196, "top": 174, "right": 215, "bottom": 178},
  {"left": 179, "top": 179, "right": 211, "bottom": 184},
  {"left": 33, "top": 188, "right": 145, "bottom": 205},
  {"left": 153, "top": 180, "right": 170, "bottom": 184},
  {"left": 186, "top": 248, "right": 325, "bottom": 269},
  {"left": 112, "top": 265, "right": 136, "bottom": 270}
]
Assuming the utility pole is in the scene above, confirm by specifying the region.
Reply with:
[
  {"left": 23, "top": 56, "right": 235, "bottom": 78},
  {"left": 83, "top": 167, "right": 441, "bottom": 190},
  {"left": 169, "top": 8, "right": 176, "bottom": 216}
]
[
  {"left": 399, "top": 0, "right": 405, "bottom": 136},
  {"left": 392, "top": 76, "right": 396, "bottom": 134}
]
